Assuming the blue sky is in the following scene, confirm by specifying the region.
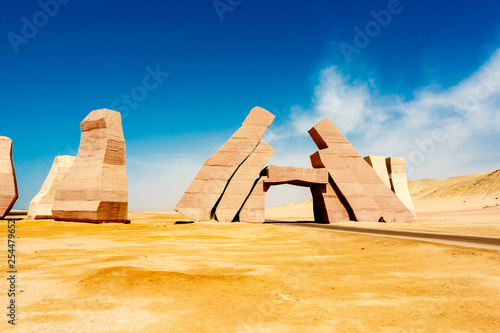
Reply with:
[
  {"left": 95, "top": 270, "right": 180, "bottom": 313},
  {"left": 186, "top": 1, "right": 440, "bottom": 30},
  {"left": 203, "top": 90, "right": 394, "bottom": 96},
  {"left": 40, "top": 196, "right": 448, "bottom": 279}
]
[{"left": 2, "top": 0, "right": 500, "bottom": 210}]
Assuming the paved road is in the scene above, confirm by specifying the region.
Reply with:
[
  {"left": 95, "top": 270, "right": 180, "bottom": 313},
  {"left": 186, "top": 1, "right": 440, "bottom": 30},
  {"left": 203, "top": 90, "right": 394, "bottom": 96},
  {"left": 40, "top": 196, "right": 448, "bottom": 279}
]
[{"left": 277, "top": 222, "right": 500, "bottom": 250}]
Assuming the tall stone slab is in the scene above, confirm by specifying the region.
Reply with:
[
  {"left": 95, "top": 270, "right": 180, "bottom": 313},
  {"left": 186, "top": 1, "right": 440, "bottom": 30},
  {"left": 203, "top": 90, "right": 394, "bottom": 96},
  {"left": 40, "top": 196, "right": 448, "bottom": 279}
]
[
  {"left": 310, "top": 149, "right": 382, "bottom": 222},
  {"left": 0, "top": 137, "right": 18, "bottom": 219},
  {"left": 238, "top": 176, "right": 267, "bottom": 223},
  {"left": 28, "top": 155, "right": 75, "bottom": 220},
  {"left": 215, "top": 141, "right": 275, "bottom": 222},
  {"left": 310, "top": 180, "right": 351, "bottom": 223},
  {"left": 363, "top": 156, "right": 391, "bottom": 189},
  {"left": 309, "top": 118, "right": 413, "bottom": 223},
  {"left": 52, "top": 109, "right": 128, "bottom": 223},
  {"left": 175, "top": 107, "right": 275, "bottom": 221},
  {"left": 386, "top": 157, "right": 416, "bottom": 217}
]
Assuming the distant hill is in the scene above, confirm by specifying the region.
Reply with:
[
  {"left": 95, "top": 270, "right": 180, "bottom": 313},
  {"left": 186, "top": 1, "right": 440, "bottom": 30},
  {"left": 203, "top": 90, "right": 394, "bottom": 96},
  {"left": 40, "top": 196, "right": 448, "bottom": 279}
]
[
  {"left": 267, "top": 169, "right": 500, "bottom": 215},
  {"left": 265, "top": 199, "right": 314, "bottom": 220},
  {"left": 409, "top": 169, "right": 500, "bottom": 200}
]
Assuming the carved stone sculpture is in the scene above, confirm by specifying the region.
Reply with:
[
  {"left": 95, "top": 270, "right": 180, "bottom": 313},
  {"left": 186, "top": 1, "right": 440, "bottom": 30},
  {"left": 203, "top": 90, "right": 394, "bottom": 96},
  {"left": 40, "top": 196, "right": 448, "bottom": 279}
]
[
  {"left": 0, "top": 137, "right": 18, "bottom": 219},
  {"left": 52, "top": 109, "right": 128, "bottom": 223},
  {"left": 386, "top": 157, "right": 416, "bottom": 217},
  {"left": 238, "top": 176, "right": 267, "bottom": 223},
  {"left": 310, "top": 181, "right": 351, "bottom": 223},
  {"left": 28, "top": 155, "right": 75, "bottom": 220},
  {"left": 363, "top": 156, "right": 391, "bottom": 189},
  {"left": 177, "top": 112, "right": 413, "bottom": 224},
  {"left": 309, "top": 118, "right": 413, "bottom": 223},
  {"left": 175, "top": 107, "right": 275, "bottom": 221},
  {"left": 215, "top": 141, "right": 275, "bottom": 222}
]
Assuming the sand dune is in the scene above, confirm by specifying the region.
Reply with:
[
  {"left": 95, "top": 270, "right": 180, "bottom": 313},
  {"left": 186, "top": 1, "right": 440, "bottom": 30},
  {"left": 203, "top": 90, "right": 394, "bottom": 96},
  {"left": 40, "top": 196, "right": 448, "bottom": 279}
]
[
  {"left": 408, "top": 169, "right": 500, "bottom": 213},
  {"left": 409, "top": 169, "right": 500, "bottom": 200},
  {"left": 266, "top": 169, "right": 500, "bottom": 213},
  {"left": 265, "top": 199, "right": 314, "bottom": 221},
  {"left": 265, "top": 169, "right": 500, "bottom": 231}
]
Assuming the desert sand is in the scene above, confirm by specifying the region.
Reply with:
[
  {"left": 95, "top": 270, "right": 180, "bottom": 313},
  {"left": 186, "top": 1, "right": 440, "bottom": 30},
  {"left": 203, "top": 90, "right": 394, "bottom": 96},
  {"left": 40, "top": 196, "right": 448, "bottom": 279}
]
[{"left": 1, "top": 171, "right": 499, "bottom": 332}]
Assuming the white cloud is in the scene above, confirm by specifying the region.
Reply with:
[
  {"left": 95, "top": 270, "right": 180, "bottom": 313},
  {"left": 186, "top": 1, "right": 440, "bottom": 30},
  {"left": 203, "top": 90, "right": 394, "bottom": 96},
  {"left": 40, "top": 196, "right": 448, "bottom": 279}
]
[{"left": 270, "top": 49, "right": 500, "bottom": 182}]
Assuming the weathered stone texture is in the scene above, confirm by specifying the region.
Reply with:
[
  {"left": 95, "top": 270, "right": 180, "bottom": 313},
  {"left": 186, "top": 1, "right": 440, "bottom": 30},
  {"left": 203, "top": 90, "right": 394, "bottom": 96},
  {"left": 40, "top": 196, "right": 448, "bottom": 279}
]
[
  {"left": 238, "top": 176, "right": 267, "bottom": 223},
  {"left": 215, "top": 141, "right": 275, "bottom": 222},
  {"left": 310, "top": 180, "right": 351, "bottom": 223},
  {"left": 310, "top": 148, "right": 382, "bottom": 222},
  {"left": 363, "top": 156, "right": 391, "bottom": 189},
  {"left": 309, "top": 118, "right": 413, "bottom": 223},
  {"left": 0, "top": 137, "right": 18, "bottom": 219},
  {"left": 28, "top": 155, "right": 75, "bottom": 220},
  {"left": 52, "top": 109, "right": 128, "bottom": 223},
  {"left": 175, "top": 107, "right": 275, "bottom": 221},
  {"left": 265, "top": 165, "right": 328, "bottom": 186},
  {"left": 386, "top": 157, "right": 416, "bottom": 217},
  {"left": 177, "top": 111, "right": 413, "bottom": 224}
]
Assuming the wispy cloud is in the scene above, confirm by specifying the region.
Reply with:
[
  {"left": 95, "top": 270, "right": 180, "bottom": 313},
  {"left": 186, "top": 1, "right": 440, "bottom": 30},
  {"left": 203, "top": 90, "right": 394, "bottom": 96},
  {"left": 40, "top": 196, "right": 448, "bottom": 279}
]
[{"left": 267, "top": 49, "right": 500, "bottom": 180}]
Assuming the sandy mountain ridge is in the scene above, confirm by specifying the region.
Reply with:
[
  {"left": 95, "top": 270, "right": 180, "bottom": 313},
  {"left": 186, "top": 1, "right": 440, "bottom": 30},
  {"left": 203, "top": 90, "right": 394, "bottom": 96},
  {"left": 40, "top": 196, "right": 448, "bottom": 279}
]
[
  {"left": 267, "top": 169, "right": 500, "bottom": 216},
  {"left": 408, "top": 169, "right": 500, "bottom": 200}
]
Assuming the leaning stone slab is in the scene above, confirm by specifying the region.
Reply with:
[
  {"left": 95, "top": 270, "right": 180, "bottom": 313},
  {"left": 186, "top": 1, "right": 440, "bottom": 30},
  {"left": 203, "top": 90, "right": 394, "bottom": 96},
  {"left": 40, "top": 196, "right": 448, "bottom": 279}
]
[
  {"left": 310, "top": 148, "right": 382, "bottom": 222},
  {"left": 310, "top": 180, "right": 351, "bottom": 224},
  {"left": 309, "top": 118, "right": 413, "bottom": 223},
  {"left": 363, "top": 156, "right": 391, "bottom": 189},
  {"left": 175, "top": 107, "right": 275, "bottom": 221},
  {"left": 238, "top": 176, "right": 267, "bottom": 223},
  {"left": 52, "top": 109, "right": 128, "bottom": 223},
  {"left": 215, "top": 141, "right": 275, "bottom": 222},
  {"left": 386, "top": 157, "right": 416, "bottom": 217},
  {"left": 28, "top": 155, "right": 75, "bottom": 220},
  {"left": 0, "top": 137, "right": 18, "bottom": 219}
]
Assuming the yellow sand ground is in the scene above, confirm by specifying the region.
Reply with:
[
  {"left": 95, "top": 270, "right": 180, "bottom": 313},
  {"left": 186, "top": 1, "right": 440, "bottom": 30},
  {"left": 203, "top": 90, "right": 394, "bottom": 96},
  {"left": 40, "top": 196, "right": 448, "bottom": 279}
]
[
  {"left": 0, "top": 210, "right": 497, "bottom": 332},
  {"left": 0, "top": 170, "right": 499, "bottom": 332}
]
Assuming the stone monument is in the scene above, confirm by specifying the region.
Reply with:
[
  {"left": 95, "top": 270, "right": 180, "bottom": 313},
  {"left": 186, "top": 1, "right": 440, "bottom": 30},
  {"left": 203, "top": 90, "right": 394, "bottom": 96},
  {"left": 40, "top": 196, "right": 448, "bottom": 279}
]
[
  {"left": 309, "top": 118, "right": 413, "bottom": 223},
  {"left": 215, "top": 141, "right": 275, "bottom": 222},
  {"left": 175, "top": 107, "right": 275, "bottom": 221},
  {"left": 28, "top": 155, "right": 75, "bottom": 220},
  {"left": 0, "top": 137, "right": 18, "bottom": 219},
  {"left": 386, "top": 157, "right": 416, "bottom": 217},
  {"left": 363, "top": 156, "right": 391, "bottom": 189},
  {"left": 176, "top": 110, "right": 413, "bottom": 224},
  {"left": 52, "top": 109, "right": 128, "bottom": 223}
]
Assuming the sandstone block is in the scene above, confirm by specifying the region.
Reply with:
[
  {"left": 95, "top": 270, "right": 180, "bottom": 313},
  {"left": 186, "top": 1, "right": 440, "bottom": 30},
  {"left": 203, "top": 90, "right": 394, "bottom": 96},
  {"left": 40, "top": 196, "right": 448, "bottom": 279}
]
[
  {"left": 311, "top": 149, "right": 382, "bottom": 222},
  {"left": 260, "top": 165, "right": 349, "bottom": 224},
  {"left": 264, "top": 165, "right": 328, "bottom": 186},
  {"left": 363, "top": 156, "right": 391, "bottom": 189},
  {"left": 28, "top": 155, "right": 75, "bottom": 220},
  {"left": 310, "top": 180, "right": 351, "bottom": 223},
  {"left": 238, "top": 176, "right": 267, "bottom": 223},
  {"left": 0, "top": 137, "right": 18, "bottom": 219},
  {"left": 386, "top": 157, "right": 416, "bottom": 217},
  {"left": 215, "top": 141, "right": 275, "bottom": 222},
  {"left": 52, "top": 109, "right": 128, "bottom": 223},
  {"left": 175, "top": 107, "right": 275, "bottom": 221},
  {"left": 309, "top": 118, "right": 413, "bottom": 223}
]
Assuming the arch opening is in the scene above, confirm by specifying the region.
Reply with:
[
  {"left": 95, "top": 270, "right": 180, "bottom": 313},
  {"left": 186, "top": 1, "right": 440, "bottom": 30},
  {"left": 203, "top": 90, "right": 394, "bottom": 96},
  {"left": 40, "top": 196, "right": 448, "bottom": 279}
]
[{"left": 264, "top": 184, "right": 314, "bottom": 222}]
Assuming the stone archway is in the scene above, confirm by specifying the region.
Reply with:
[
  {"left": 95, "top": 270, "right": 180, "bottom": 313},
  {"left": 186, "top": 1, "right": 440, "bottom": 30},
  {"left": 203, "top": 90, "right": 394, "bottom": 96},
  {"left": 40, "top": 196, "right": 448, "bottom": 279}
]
[
  {"left": 237, "top": 165, "right": 350, "bottom": 223},
  {"left": 175, "top": 107, "right": 414, "bottom": 224}
]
